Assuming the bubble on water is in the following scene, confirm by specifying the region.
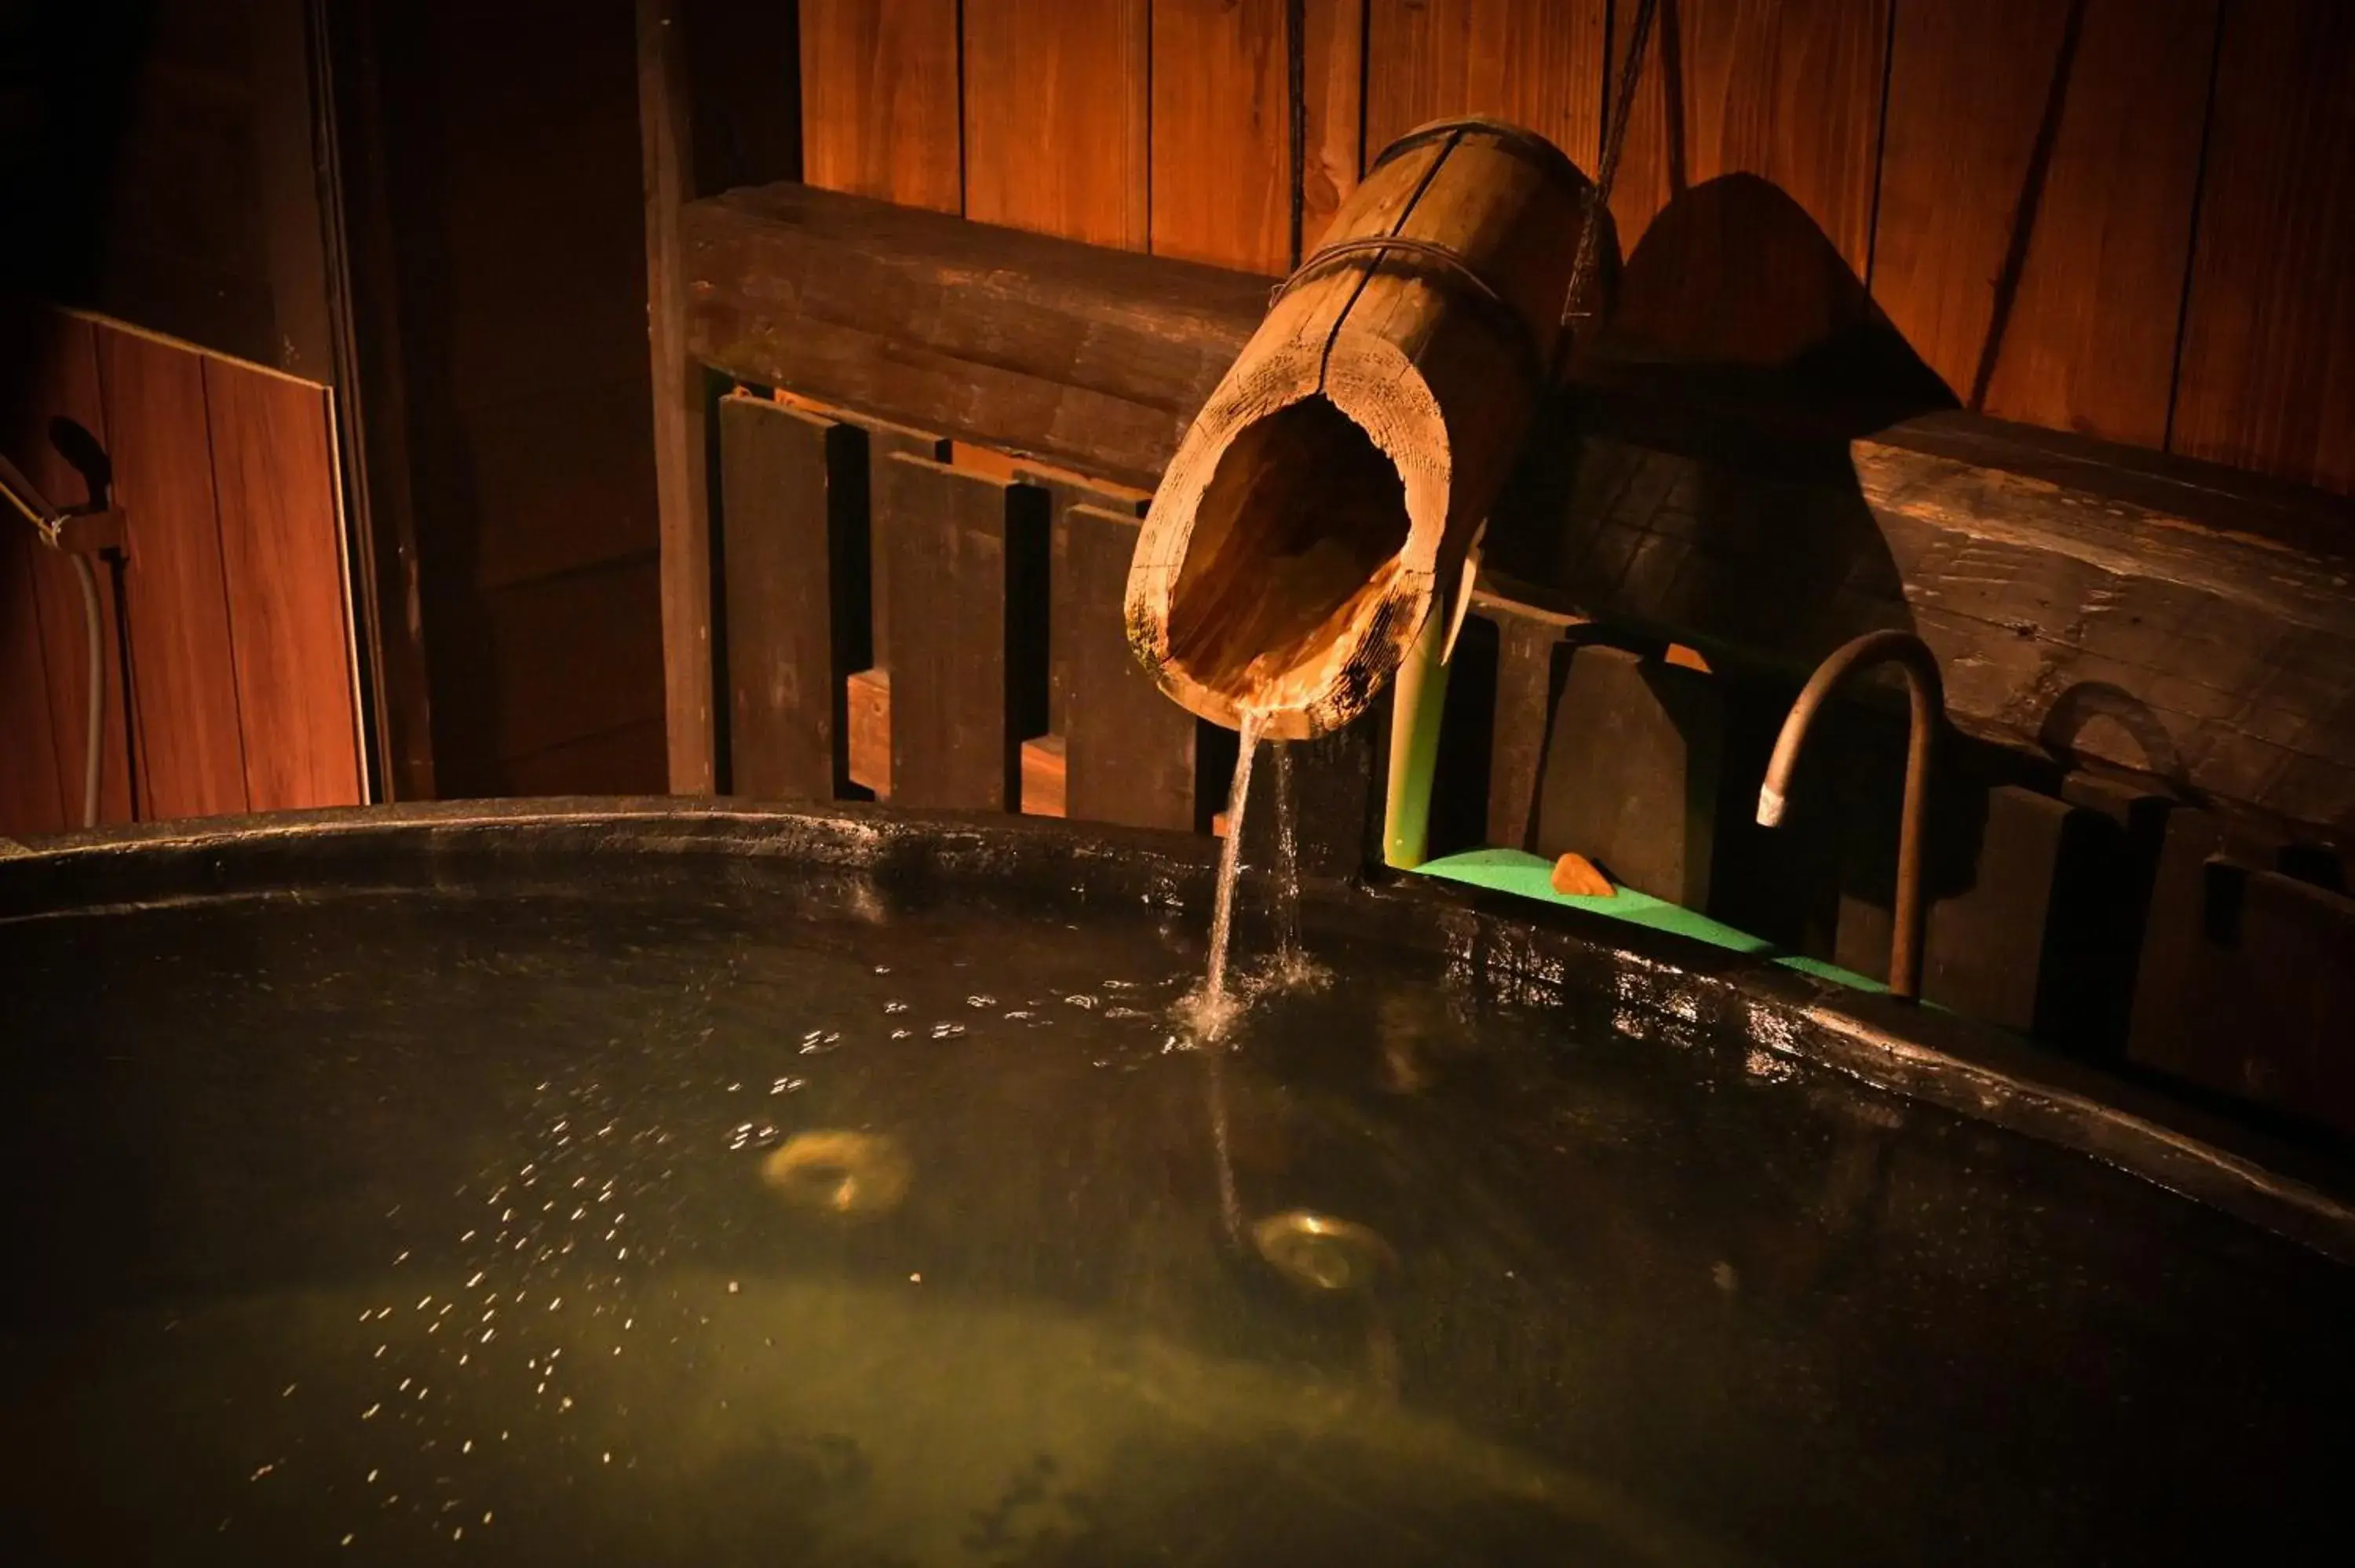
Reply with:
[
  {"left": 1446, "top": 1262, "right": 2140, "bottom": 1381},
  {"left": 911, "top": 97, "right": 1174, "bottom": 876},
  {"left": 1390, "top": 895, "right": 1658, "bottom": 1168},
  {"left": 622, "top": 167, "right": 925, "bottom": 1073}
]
[
  {"left": 929, "top": 1022, "right": 966, "bottom": 1040},
  {"left": 1064, "top": 994, "right": 1099, "bottom": 1011},
  {"left": 891, "top": 1029, "right": 911, "bottom": 1040},
  {"left": 966, "top": 994, "right": 995, "bottom": 1008}
]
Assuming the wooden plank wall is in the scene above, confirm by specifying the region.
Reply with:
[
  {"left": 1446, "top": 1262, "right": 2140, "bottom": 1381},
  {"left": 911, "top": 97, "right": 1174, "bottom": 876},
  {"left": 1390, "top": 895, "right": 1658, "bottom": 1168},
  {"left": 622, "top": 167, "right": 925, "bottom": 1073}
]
[
  {"left": 794, "top": 0, "right": 2355, "bottom": 496},
  {"left": 0, "top": 310, "right": 363, "bottom": 840}
]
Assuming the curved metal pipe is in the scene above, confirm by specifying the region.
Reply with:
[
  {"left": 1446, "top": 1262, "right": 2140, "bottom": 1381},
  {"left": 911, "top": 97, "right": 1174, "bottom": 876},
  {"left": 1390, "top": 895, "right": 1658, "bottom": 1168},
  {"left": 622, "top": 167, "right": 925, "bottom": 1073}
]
[{"left": 1756, "top": 630, "right": 1945, "bottom": 1001}]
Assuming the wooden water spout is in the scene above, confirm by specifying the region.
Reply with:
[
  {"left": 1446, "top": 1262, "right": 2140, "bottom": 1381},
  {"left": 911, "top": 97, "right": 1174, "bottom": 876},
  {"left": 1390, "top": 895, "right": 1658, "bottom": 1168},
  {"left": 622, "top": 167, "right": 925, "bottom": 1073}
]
[{"left": 1125, "top": 119, "right": 1597, "bottom": 739}]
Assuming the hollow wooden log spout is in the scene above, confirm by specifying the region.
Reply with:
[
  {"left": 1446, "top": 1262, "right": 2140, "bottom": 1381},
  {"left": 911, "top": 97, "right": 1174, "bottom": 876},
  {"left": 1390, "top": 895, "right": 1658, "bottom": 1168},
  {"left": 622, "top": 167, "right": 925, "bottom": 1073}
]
[{"left": 1125, "top": 118, "right": 1594, "bottom": 738}]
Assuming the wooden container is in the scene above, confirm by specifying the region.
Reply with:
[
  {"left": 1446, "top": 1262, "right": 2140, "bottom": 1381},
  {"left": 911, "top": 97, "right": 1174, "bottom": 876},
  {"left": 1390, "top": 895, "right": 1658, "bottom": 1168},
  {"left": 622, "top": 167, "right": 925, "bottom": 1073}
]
[{"left": 1125, "top": 119, "right": 1594, "bottom": 739}]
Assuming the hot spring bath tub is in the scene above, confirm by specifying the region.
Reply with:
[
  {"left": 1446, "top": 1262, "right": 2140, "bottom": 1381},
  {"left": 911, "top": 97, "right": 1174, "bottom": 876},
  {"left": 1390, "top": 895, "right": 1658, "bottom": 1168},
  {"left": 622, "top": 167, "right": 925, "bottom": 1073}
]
[{"left": 2, "top": 801, "right": 2350, "bottom": 1565}]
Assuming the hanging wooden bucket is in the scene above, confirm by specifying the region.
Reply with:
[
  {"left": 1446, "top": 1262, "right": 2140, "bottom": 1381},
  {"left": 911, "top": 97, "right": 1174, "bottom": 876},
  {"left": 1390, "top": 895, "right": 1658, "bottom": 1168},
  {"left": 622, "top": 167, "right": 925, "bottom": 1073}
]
[{"left": 1125, "top": 118, "right": 1595, "bottom": 739}]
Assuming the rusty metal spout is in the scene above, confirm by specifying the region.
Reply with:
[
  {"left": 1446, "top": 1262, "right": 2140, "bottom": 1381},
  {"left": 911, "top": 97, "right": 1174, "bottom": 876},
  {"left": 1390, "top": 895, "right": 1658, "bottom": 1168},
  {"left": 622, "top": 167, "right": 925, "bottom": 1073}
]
[{"left": 1756, "top": 631, "right": 1945, "bottom": 1001}]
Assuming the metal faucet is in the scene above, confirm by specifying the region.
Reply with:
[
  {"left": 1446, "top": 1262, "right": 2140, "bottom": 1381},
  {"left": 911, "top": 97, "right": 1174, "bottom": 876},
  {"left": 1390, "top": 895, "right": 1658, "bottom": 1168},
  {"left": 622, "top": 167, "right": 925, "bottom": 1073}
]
[{"left": 1755, "top": 631, "right": 1945, "bottom": 1001}]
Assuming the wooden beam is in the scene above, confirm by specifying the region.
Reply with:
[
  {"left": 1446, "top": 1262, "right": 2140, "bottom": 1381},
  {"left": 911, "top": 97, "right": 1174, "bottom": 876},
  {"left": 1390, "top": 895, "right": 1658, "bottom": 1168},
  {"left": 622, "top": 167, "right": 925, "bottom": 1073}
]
[
  {"left": 637, "top": 0, "right": 717, "bottom": 792},
  {"left": 677, "top": 180, "right": 2355, "bottom": 831},
  {"left": 681, "top": 181, "right": 1268, "bottom": 490},
  {"left": 846, "top": 666, "right": 892, "bottom": 798},
  {"left": 1020, "top": 733, "right": 1068, "bottom": 819}
]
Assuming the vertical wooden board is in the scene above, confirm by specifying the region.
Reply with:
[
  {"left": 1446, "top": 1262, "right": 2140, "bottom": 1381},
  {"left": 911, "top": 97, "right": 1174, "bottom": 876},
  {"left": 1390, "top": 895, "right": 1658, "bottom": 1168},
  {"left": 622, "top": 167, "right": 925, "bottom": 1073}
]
[
  {"left": 2170, "top": 0, "right": 2355, "bottom": 494},
  {"left": 720, "top": 395, "right": 856, "bottom": 801},
  {"left": 640, "top": 0, "right": 717, "bottom": 791},
  {"left": 2237, "top": 870, "right": 2355, "bottom": 1134},
  {"left": 1870, "top": 0, "right": 2215, "bottom": 446},
  {"left": 800, "top": 0, "right": 963, "bottom": 213},
  {"left": 962, "top": 0, "right": 1151, "bottom": 249},
  {"left": 1062, "top": 504, "right": 1195, "bottom": 831},
  {"left": 1302, "top": 0, "right": 1366, "bottom": 251},
  {"left": 98, "top": 326, "right": 249, "bottom": 821},
  {"left": 1024, "top": 465, "right": 1148, "bottom": 736},
  {"left": 203, "top": 357, "right": 363, "bottom": 812},
  {"left": 1608, "top": 0, "right": 1891, "bottom": 359},
  {"left": 5, "top": 311, "right": 133, "bottom": 826},
  {"left": 1477, "top": 600, "right": 1574, "bottom": 851},
  {"left": 1151, "top": 0, "right": 1291, "bottom": 274},
  {"left": 864, "top": 421, "right": 951, "bottom": 671},
  {"left": 1837, "top": 783, "right": 2080, "bottom": 1034},
  {"left": 1534, "top": 642, "right": 1722, "bottom": 906},
  {"left": 0, "top": 534, "right": 67, "bottom": 837},
  {"left": 878, "top": 454, "right": 1049, "bottom": 811},
  {"left": 1364, "top": 0, "right": 1606, "bottom": 170}
]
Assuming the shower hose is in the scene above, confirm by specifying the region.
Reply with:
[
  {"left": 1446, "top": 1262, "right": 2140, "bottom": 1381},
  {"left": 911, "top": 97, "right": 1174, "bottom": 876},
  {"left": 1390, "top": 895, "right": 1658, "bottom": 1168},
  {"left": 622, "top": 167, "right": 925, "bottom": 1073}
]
[{"left": 1, "top": 452, "right": 108, "bottom": 829}]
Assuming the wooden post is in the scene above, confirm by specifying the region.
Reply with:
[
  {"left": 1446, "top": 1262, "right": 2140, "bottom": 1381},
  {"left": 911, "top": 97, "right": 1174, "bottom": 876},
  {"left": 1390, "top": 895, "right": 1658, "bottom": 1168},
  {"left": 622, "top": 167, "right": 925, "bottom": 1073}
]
[
  {"left": 637, "top": 0, "right": 715, "bottom": 792},
  {"left": 1126, "top": 119, "right": 1594, "bottom": 740}
]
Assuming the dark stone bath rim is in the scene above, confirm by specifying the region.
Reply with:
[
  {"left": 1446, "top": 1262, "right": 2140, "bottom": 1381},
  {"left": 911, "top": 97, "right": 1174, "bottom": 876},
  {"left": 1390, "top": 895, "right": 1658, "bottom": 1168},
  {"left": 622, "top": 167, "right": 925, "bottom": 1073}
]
[{"left": 4, "top": 797, "right": 2350, "bottom": 1267}]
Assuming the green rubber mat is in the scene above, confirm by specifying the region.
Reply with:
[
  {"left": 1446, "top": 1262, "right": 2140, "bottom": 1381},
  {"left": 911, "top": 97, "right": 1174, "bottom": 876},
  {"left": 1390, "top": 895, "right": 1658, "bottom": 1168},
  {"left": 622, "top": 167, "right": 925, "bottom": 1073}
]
[{"left": 1413, "top": 848, "right": 1888, "bottom": 995}]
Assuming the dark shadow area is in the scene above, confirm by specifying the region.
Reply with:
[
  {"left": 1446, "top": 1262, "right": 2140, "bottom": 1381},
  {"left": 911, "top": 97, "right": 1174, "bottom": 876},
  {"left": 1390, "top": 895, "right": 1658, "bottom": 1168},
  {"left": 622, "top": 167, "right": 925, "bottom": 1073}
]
[
  {"left": 369, "top": 0, "right": 670, "bottom": 796},
  {"left": 0, "top": 2, "right": 152, "bottom": 451},
  {"left": 1488, "top": 176, "right": 1950, "bottom": 680},
  {"left": 2037, "top": 680, "right": 2193, "bottom": 800},
  {"left": 1485, "top": 173, "right": 1962, "bottom": 957}
]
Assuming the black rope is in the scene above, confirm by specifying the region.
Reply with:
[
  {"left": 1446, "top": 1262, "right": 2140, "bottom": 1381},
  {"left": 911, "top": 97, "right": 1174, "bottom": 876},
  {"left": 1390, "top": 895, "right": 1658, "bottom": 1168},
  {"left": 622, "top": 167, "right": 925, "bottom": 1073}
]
[
  {"left": 1560, "top": 0, "right": 1659, "bottom": 345},
  {"left": 1270, "top": 234, "right": 1549, "bottom": 392},
  {"left": 1287, "top": 0, "right": 1307, "bottom": 268}
]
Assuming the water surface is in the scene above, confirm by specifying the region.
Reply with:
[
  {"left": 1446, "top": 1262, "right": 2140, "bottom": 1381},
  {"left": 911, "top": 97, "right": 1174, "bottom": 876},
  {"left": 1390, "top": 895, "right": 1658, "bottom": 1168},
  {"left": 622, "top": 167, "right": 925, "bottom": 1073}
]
[{"left": 4, "top": 871, "right": 2350, "bottom": 1564}]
